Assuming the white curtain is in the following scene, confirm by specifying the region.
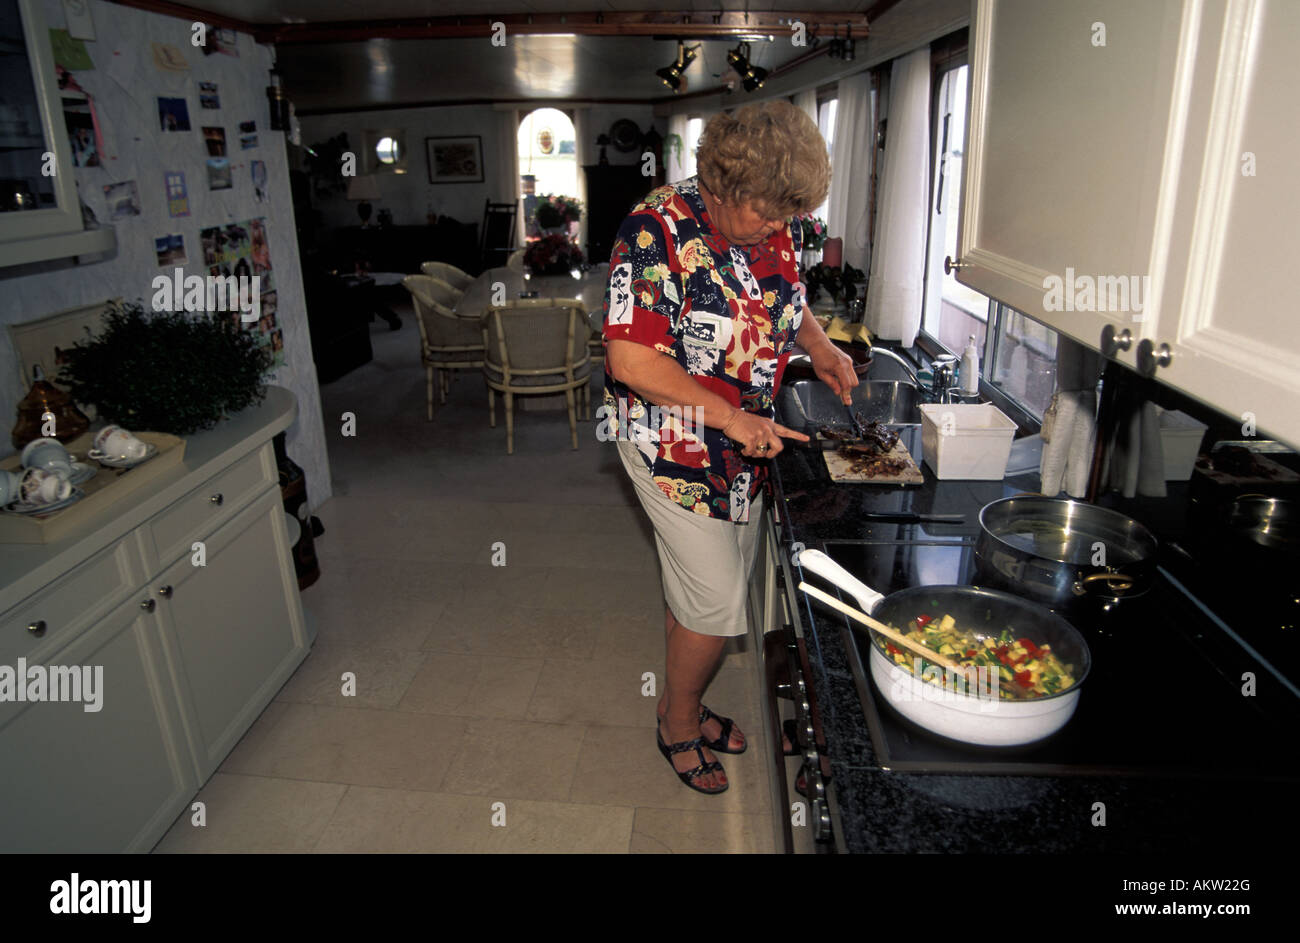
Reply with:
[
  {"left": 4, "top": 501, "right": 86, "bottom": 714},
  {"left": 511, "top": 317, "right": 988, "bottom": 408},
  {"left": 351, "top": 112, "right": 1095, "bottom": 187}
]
[
  {"left": 494, "top": 107, "right": 522, "bottom": 246},
  {"left": 865, "top": 47, "right": 931, "bottom": 346},
  {"left": 826, "top": 72, "right": 873, "bottom": 271},
  {"left": 793, "top": 88, "right": 818, "bottom": 128},
  {"left": 573, "top": 107, "right": 590, "bottom": 250},
  {"left": 666, "top": 113, "right": 690, "bottom": 183}
]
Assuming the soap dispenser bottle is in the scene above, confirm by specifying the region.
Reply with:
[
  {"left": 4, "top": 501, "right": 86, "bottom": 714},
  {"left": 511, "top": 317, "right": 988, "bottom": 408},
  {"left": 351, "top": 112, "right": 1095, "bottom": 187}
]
[{"left": 961, "top": 334, "right": 980, "bottom": 395}]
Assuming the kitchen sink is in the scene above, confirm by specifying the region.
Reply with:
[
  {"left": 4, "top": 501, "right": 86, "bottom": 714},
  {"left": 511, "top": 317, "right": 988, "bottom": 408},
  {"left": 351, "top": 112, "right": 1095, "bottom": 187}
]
[{"left": 777, "top": 380, "right": 924, "bottom": 430}]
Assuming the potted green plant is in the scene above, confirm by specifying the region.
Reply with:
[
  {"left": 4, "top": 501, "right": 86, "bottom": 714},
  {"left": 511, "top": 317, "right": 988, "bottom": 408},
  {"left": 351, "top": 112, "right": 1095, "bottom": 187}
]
[{"left": 57, "top": 301, "right": 274, "bottom": 436}]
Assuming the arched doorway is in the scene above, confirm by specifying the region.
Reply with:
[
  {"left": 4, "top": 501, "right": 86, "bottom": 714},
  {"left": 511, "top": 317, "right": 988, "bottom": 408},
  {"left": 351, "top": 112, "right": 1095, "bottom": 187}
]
[{"left": 517, "top": 107, "right": 578, "bottom": 241}]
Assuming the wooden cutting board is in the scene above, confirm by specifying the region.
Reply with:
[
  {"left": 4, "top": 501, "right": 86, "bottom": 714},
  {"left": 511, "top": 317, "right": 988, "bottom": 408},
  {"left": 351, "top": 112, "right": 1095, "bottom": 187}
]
[{"left": 823, "top": 440, "right": 924, "bottom": 485}]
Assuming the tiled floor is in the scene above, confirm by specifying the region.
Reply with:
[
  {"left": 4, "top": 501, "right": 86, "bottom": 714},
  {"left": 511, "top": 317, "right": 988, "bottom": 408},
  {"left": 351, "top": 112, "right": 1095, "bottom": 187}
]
[{"left": 153, "top": 299, "right": 776, "bottom": 853}]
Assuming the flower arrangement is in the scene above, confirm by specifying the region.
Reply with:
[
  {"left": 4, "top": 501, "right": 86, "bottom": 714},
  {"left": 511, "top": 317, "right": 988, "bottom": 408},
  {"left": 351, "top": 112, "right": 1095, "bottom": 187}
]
[
  {"left": 534, "top": 194, "right": 584, "bottom": 230},
  {"left": 799, "top": 214, "right": 828, "bottom": 251},
  {"left": 524, "top": 233, "right": 585, "bottom": 275}
]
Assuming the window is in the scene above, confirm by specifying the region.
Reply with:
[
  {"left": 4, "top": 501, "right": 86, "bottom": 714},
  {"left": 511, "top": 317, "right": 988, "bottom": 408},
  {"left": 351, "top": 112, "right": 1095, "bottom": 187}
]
[
  {"left": 922, "top": 64, "right": 986, "bottom": 359},
  {"left": 683, "top": 116, "right": 703, "bottom": 178},
  {"left": 988, "top": 304, "right": 1059, "bottom": 419},
  {"left": 916, "top": 57, "right": 1061, "bottom": 421},
  {"left": 811, "top": 97, "right": 837, "bottom": 222}
]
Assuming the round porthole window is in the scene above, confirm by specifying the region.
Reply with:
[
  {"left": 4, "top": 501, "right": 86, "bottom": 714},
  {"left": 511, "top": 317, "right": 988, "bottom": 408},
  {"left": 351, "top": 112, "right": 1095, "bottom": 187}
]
[{"left": 376, "top": 136, "right": 401, "bottom": 164}]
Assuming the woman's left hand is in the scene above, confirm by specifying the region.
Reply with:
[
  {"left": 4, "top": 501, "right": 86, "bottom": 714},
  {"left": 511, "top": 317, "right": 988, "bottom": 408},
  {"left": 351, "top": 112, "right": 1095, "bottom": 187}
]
[{"left": 808, "top": 339, "right": 859, "bottom": 405}]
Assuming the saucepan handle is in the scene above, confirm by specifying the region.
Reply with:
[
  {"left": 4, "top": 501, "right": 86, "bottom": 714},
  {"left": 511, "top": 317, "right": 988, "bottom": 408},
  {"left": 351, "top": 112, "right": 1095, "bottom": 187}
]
[
  {"left": 796, "top": 549, "right": 888, "bottom": 613},
  {"left": 1072, "top": 571, "right": 1135, "bottom": 596}
]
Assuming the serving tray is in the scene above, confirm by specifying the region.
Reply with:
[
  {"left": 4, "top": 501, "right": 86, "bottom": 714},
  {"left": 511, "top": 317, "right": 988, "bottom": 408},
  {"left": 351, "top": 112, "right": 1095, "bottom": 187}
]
[{"left": 0, "top": 431, "right": 186, "bottom": 544}]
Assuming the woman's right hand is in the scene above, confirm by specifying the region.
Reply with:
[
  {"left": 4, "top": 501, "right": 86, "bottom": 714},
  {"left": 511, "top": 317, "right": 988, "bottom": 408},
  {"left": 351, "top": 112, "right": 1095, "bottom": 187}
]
[{"left": 721, "top": 410, "right": 810, "bottom": 459}]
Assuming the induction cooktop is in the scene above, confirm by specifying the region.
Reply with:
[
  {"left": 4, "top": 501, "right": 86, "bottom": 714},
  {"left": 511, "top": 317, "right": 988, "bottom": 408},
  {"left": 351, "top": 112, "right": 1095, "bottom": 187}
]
[{"left": 815, "top": 538, "right": 1300, "bottom": 779}]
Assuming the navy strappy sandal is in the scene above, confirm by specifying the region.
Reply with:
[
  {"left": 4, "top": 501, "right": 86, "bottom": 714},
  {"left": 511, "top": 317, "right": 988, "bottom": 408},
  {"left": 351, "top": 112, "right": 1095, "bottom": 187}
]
[
  {"left": 698, "top": 704, "right": 747, "bottom": 755},
  {"left": 656, "top": 727, "right": 728, "bottom": 795}
]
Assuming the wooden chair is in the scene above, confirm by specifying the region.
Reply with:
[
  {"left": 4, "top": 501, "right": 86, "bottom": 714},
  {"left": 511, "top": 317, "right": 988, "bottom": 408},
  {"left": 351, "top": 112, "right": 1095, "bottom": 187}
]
[
  {"left": 480, "top": 198, "right": 518, "bottom": 270},
  {"left": 420, "top": 261, "right": 474, "bottom": 295},
  {"left": 482, "top": 299, "right": 592, "bottom": 454},
  {"left": 403, "top": 274, "right": 484, "bottom": 418}
]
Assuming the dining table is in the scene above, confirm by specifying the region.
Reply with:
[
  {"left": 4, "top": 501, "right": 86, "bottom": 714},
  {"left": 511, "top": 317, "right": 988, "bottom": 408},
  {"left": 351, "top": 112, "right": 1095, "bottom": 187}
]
[{"left": 454, "top": 264, "right": 609, "bottom": 336}]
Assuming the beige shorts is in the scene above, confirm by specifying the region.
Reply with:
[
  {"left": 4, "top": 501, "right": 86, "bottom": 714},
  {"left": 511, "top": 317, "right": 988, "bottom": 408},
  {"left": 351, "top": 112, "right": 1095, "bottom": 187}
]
[{"left": 617, "top": 440, "right": 763, "bottom": 638}]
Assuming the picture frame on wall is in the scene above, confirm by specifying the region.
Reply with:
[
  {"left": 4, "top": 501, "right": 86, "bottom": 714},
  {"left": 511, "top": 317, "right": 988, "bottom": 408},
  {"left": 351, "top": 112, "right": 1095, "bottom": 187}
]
[{"left": 425, "top": 135, "right": 484, "bottom": 184}]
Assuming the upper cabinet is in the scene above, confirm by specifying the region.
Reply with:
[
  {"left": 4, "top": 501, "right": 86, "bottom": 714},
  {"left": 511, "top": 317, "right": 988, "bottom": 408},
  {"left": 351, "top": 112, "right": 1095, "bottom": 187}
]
[
  {"left": 955, "top": 0, "right": 1300, "bottom": 447},
  {"left": 0, "top": 0, "right": 115, "bottom": 267}
]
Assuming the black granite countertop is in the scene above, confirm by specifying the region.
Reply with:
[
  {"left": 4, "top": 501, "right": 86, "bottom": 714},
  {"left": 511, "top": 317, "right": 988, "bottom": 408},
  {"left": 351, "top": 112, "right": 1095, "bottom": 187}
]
[{"left": 769, "top": 365, "right": 1300, "bottom": 855}]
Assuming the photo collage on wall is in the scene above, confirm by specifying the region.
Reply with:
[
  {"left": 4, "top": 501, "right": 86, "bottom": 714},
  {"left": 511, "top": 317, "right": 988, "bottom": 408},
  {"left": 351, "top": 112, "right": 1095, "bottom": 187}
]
[{"left": 199, "top": 217, "right": 282, "bottom": 366}]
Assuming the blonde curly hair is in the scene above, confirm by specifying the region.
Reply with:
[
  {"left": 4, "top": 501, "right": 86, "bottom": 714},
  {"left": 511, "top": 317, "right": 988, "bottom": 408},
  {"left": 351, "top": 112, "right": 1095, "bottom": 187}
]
[{"left": 696, "top": 100, "right": 831, "bottom": 218}]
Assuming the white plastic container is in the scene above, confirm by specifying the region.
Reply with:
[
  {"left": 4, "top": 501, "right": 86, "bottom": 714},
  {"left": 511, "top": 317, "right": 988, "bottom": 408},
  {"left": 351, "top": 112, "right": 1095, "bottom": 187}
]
[
  {"left": 1158, "top": 408, "right": 1208, "bottom": 480},
  {"left": 920, "top": 403, "right": 1017, "bottom": 480}
]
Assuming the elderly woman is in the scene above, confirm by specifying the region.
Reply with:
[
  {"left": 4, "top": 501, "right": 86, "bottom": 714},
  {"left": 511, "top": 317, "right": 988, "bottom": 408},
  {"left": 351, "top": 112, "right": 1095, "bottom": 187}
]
[{"left": 603, "top": 101, "right": 858, "bottom": 794}]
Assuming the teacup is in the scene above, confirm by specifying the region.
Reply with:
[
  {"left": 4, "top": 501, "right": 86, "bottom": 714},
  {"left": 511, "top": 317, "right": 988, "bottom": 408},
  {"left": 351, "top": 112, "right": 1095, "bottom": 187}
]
[
  {"left": 19, "top": 467, "right": 72, "bottom": 505},
  {"left": 0, "top": 469, "right": 22, "bottom": 506},
  {"left": 90, "top": 425, "right": 147, "bottom": 461},
  {"left": 20, "top": 437, "right": 73, "bottom": 478}
]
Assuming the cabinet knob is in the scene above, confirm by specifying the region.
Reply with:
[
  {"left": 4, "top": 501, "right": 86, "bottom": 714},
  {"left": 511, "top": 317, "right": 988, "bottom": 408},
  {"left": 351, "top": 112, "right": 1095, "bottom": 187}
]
[
  {"left": 1100, "top": 324, "right": 1133, "bottom": 357},
  {"left": 943, "top": 255, "right": 967, "bottom": 275},
  {"left": 210, "top": 493, "right": 224, "bottom": 506},
  {"left": 158, "top": 585, "right": 173, "bottom": 599},
  {"left": 1136, "top": 339, "right": 1173, "bottom": 375},
  {"left": 27, "top": 619, "right": 46, "bottom": 637},
  {"left": 140, "top": 598, "right": 156, "bottom": 613}
]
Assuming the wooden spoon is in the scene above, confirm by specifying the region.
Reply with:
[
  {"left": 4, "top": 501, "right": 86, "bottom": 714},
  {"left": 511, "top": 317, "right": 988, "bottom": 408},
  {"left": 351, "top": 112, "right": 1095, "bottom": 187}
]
[{"left": 798, "top": 581, "right": 1027, "bottom": 700}]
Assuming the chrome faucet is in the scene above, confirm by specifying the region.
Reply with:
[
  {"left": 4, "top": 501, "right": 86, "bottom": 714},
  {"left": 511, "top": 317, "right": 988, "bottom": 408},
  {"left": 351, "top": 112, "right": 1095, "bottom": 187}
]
[{"left": 867, "top": 346, "right": 922, "bottom": 387}]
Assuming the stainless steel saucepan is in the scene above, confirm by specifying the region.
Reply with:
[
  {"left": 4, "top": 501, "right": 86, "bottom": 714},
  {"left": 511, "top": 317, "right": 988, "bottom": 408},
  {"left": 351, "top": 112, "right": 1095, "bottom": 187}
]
[{"left": 975, "top": 496, "right": 1158, "bottom": 617}]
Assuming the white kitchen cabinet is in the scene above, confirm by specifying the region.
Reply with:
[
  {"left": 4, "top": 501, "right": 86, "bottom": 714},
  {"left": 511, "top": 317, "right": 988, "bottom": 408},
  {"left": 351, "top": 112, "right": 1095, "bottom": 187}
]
[
  {"left": 956, "top": 0, "right": 1300, "bottom": 446},
  {"left": 153, "top": 487, "right": 307, "bottom": 781},
  {"left": 0, "top": 387, "right": 312, "bottom": 852},
  {"left": 0, "top": 586, "right": 195, "bottom": 853}
]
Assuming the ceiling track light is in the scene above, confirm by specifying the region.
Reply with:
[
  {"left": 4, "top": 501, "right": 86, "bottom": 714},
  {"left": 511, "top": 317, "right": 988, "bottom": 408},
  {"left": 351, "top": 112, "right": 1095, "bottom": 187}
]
[
  {"left": 656, "top": 41, "right": 701, "bottom": 93},
  {"left": 842, "top": 25, "right": 855, "bottom": 61},
  {"left": 726, "top": 41, "right": 768, "bottom": 92}
]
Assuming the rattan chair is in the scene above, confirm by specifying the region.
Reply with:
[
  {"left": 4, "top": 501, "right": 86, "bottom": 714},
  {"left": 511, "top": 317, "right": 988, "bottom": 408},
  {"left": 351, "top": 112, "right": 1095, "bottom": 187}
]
[
  {"left": 403, "top": 274, "right": 484, "bottom": 418},
  {"left": 482, "top": 299, "right": 592, "bottom": 453},
  {"left": 420, "top": 261, "right": 474, "bottom": 295}
]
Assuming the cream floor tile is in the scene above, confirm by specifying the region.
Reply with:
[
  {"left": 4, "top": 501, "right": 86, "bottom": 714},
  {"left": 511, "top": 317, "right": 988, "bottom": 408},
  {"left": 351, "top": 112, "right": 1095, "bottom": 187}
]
[
  {"left": 152, "top": 774, "right": 347, "bottom": 853},
  {"left": 274, "top": 642, "right": 430, "bottom": 710},
  {"left": 526, "top": 656, "right": 664, "bottom": 727},
  {"left": 423, "top": 601, "right": 606, "bottom": 660},
  {"left": 589, "top": 607, "right": 667, "bottom": 663},
  {"left": 629, "top": 808, "right": 775, "bottom": 854},
  {"left": 569, "top": 724, "right": 771, "bottom": 814},
  {"left": 399, "top": 653, "right": 543, "bottom": 719},
  {"left": 313, "top": 786, "right": 634, "bottom": 853},
  {"left": 440, "top": 718, "right": 587, "bottom": 801},
  {"left": 538, "top": 565, "right": 665, "bottom": 612},
  {"left": 219, "top": 703, "right": 466, "bottom": 792},
  {"left": 436, "top": 562, "right": 554, "bottom": 608}
]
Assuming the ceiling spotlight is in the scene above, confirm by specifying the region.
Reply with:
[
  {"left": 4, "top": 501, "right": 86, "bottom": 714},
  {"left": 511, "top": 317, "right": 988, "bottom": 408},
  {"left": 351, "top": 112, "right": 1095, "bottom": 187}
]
[
  {"left": 842, "top": 26, "right": 855, "bottom": 61},
  {"left": 656, "top": 41, "right": 700, "bottom": 93},
  {"left": 828, "top": 28, "right": 842, "bottom": 59},
  {"left": 727, "top": 42, "right": 768, "bottom": 92}
]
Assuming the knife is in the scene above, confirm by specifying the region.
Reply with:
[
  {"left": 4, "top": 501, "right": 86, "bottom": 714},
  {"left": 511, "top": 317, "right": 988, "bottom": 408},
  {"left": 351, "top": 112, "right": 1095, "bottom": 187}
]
[{"left": 860, "top": 511, "right": 966, "bottom": 524}]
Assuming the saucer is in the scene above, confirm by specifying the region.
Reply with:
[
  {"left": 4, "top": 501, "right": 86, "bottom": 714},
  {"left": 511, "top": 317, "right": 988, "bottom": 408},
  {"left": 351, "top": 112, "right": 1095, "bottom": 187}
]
[
  {"left": 6, "top": 487, "right": 85, "bottom": 516},
  {"left": 67, "top": 461, "right": 97, "bottom": 486},
  {"left": 93, "top": 443, "right": 158, "bottom": 468}
]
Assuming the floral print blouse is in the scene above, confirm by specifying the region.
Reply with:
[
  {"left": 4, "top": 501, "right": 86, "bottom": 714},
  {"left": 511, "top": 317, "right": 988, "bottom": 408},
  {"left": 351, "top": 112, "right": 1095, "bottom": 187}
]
[{"left": 602, "top": 176, "right": 806, "bottom": 523}]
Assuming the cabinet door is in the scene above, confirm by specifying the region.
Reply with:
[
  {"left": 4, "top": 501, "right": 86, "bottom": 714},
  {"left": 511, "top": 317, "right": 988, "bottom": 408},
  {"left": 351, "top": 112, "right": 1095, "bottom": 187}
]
[
  {"left": 1150, "top": 0, "right": 1300, "bottom": 447},
  {"left": 957, "top": 0, "right": 1192, "bottom": 348},
  {"left": 153, "top": 487, "right": 310, "bottom": 781},
  {"left": 0, "top": 593, "right": 194, "bottom": 853}
]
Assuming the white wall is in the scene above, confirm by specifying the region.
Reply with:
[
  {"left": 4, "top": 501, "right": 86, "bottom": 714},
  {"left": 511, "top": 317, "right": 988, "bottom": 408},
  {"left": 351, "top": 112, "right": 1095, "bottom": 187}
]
[
  {"left": 0, "top": 0, "right": 330, "bottom": 502},
  {"left": 298, "top": 103, "right": 659, "bottom": 229}
]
